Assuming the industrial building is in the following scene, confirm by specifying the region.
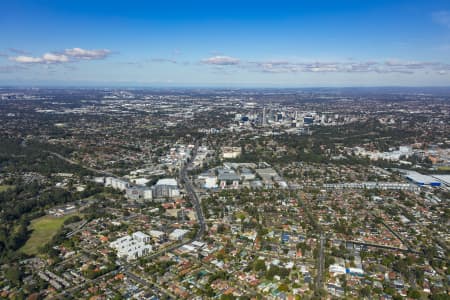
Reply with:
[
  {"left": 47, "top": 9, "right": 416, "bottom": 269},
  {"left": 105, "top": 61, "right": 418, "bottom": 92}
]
[
  {"left": 255, "top": 168, "right": 281, "bottom": 187},
  {"left": 303, "top": 116, "right": 314, "bottom": 125},
  {"left": 240, "top": 167, "right": 256, "bottom": 180},
  {"left": 222, "top": 146, "right": 242, "bottom": 159},
  {"left": 217, "top": 168, "right": 240, "bottom": 189},
  {"left": 403, "top": 171, "right": 441, "bottom": 187},
  {"left": 125, "top": 186, "right": 153, "bottom": 202},
  {"left": 104, "top": 177, "right": 129, "bottom": 191},
  {"left": 153, "top": 178, "right": 180, "bottom": 199},
  {"left": 323, "top": 182, "right": 419, "bottom": 191},
  {"left": 198, "top": 172, "right": 218, "bottom": 189},
  {"left": 431, "top": 174, "right": 450, "bottom": 189}
]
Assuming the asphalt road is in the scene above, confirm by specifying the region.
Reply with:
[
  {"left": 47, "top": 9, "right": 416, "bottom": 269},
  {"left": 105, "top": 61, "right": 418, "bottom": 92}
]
[
  {"left": 315, "top": 234, "right": 325, "bottom": 293},
  {"left": 122, "top": 144, "right": 206, "bottom": 293},
  {"left": 178, "top": 143, "right": 206, "bottom": 240},
  {"left": 51, "top": 146, "right": 207, "bottom": 299},
  {"left": 47, "top": 151, "right": 117, "bottom": 178}
]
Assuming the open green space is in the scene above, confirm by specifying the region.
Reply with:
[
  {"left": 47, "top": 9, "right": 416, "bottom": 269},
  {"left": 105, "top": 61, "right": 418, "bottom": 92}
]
[
  {"left": 20, "top": 214, "right": 77, "bottom": 255},
  {"left": 436, "top": 166, "right": 450, "bottom": 172},
  {"left": 0, "top": 185, "right": 15, "bottom": 192}
]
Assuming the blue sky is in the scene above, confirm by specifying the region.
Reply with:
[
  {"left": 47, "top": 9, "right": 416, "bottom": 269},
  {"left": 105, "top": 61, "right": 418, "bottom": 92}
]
[{"left": 1, "top": 0, "right": 450, "bottom": 87}]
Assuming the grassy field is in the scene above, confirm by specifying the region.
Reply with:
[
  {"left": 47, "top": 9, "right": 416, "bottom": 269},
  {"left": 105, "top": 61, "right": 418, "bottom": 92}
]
[
  {"left": 0, "top": 185, "right": 14, "bottom": 192},
  {"left": 20, "top": 214, "right": 76, "bottom": 255}
]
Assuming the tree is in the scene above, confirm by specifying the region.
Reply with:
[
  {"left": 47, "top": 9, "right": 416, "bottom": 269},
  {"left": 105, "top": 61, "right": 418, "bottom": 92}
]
[
  {"left": 220, "top": 295, "right": 236, "bottom": 300},
  {"left": 5, "top": 266, "right": 22, "bottom": 286},
  {"left": 253, "top": 259, "right": 266, "bottom": 272},
  {"left": 63, "top": 215, "right": 82, "bottom": 225},
  {"left": 278, "top": 283, "right": 289, "bottom": 292},
  {"left": 359, "top": 286, "right": 371, "bottom": 298},
  {"left": 407, "top": 289, "right": 421, "bottom": 299},
  {"left": 430, "top": 294, "right": 450, "bottom": 300}
]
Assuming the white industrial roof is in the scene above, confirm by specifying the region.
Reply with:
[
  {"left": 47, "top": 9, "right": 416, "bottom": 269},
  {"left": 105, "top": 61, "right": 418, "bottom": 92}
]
[
  {"left": 155, "top": 178, "right": 178, "bottom": 186},
  {"left": 432, "top": 174, "right": 450, "bottom": 186},
  {"left": 405, "top": 171, "right": 440, "bottom": 184}
]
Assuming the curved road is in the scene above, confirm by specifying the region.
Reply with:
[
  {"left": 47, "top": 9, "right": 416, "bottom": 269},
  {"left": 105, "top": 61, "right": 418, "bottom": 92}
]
[{"left": 47, "top": 151, "right": 117, "bottom": 177}]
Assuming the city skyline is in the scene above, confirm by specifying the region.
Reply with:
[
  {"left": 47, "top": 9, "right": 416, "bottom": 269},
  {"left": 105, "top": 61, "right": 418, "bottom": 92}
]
[{"left": 2, "top": 0, "right": 450, "bottom": 87}]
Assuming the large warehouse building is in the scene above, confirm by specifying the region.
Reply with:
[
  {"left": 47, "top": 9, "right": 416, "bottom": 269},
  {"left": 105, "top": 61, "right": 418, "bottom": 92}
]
[{"left": 403, "top": 171, "right": 441, "bottom": 187}]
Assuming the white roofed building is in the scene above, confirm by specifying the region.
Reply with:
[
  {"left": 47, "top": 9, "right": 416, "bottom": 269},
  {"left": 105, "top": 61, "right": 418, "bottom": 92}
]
[
  {"left": 155, "top": 178, "right": 178, "bottom": 186},
  {"left": 110, "top": 232, "right": 152, "bottom": 261},
  {"left": 153, "top": 178, "right": 180, "bottom": 199},
  {"left": 126, "top": 186, "right": 153, "bottom": 202},
  {"left": 105, "top": 177, "right": 129, "bottom": 191},
  {"left": 169, "top": 229, "right": 189, "bottom": 241}
]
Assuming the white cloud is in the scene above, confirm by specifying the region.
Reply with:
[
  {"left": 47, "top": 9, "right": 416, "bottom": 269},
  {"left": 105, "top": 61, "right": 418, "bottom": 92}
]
[
  {"left": 201, "top": 55, "right": 240, "bottom": 65},
  {"left": 9, "top": 48, "right": 112, "bottom": 64},
  {"left": 432, "top": 11, "right": 450, "bottom": 28},
  {"left": 42, "top": 53, "right": 69, "bottom": 63},
  {"left": 202, "top": 56, "right": 450, "bottom": 75},
  {"left": 64, "top": 48, "right": 111, "bottom": 60},
  {"left": 9, "top": 55, "right": 43, "bottom": 63},
  {"left": 384, "top": 60, "right": 440, "bottom": 69},
  {"left": 9, "top": 53, "right": 69, "bottom": 64}
]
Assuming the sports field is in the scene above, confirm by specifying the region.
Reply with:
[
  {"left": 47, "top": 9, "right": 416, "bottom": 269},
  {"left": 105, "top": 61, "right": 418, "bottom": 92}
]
[
  {"left": 0, "top": 185, "right": 14, "bottom": 192},
  {"left": 20, "top": 214, "right": 75, "bottom": 255}
]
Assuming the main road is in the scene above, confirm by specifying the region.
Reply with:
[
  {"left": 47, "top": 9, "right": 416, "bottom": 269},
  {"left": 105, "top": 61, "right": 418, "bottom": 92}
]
[
  {"left": 48, "top": 147, "right": 206, "bottom": 240},
  {"left": 179, "top": 145, "right": 206, "bottom": 240},
  {"left": 315, "top": 234, "right": 325, "bottom": 294},
  {"left": 47, "top": 151, "right": 117, "bottom": 177},
  {"left": 297, "top": 191, "right": 325, "bottom": 295},
  {"left": 51, "top": 145, "right": 207, "bottom": 299}
]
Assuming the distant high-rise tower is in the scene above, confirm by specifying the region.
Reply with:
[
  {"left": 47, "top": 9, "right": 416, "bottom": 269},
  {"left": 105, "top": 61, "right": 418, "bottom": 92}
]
[{"left": 262, "top": 107, "right": 266, "bottom": 125}]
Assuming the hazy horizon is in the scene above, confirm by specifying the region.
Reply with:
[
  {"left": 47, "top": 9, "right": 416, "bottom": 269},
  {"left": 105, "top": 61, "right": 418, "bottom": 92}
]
[{"left": 2, "top": 0, "right": 450, "bottom": 87}]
